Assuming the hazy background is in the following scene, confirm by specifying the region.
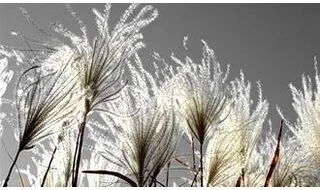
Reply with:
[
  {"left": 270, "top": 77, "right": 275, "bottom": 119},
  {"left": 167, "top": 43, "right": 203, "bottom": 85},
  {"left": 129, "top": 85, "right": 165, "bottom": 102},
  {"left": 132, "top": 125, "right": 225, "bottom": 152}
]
[{"left": 1, "top": 3, "right": 320, "bottom": 186}]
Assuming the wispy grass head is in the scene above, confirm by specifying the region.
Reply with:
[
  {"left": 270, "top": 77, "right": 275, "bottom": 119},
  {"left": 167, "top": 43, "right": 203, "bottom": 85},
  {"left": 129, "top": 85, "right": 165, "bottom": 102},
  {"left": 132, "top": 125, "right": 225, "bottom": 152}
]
[
  {"left": 49, "top": 4, "right": 158, "bottom": 112},
  {"left": 42, "top": 129, "right": 75, "bottom": 187},
  {"left": 173, "top": 40, "right": 229, "bottom": 146},
  {"left": 204, "top": 71, "right": 268, "bottom": 186},
  {"left": 184, "top": 88, "right": 226, "bottom": 145},
  {"left": 261, "top": 120, "right": 319, "bottom": 187},
  {"left": 277, "top": 57, "right": 320, "bottom": 184},
  {"left": 205, "top": 131, "right": 238, "bottom": 186},
  {"left": 222, "top": 71, "right": 268, "bottom": 176},
  {"left": 98, "top": 99, "right": 179, "bottom": 187},
  {"left": 15, "top": 57, "right": 77, "bottom": 151}
]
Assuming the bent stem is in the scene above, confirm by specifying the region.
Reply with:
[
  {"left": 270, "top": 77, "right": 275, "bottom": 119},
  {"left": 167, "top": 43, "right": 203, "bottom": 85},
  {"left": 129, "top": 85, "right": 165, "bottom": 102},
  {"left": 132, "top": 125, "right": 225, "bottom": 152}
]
[
  {"left": 82, "top": 170, "right": 138, "bottom": 187},
  {"left": 41, "top": 146, "right": 58, "bottom": 187},
  {"left": 3, "top": 150, "right": 22, "bottom": 187}
]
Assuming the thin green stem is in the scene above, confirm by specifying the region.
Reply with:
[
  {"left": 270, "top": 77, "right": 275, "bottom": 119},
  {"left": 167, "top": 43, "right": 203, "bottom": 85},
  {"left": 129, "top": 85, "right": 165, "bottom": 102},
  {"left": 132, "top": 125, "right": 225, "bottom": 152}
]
[{"left": 82, "top": 170, "right": 138, "bottom": 187}]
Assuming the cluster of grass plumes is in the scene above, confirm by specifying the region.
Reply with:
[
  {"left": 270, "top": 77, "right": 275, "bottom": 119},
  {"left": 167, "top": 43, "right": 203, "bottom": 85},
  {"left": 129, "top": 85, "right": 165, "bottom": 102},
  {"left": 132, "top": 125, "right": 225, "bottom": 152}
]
[{"left": 0, "top": 3, "right": 320, "bottom": 187}]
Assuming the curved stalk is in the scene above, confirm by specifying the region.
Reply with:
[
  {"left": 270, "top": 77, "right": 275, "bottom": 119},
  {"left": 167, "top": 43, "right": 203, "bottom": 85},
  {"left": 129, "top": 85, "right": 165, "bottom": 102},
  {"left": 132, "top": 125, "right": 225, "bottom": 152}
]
[{"left": 82, "top": 170, "right": 138, "bottom": 187}]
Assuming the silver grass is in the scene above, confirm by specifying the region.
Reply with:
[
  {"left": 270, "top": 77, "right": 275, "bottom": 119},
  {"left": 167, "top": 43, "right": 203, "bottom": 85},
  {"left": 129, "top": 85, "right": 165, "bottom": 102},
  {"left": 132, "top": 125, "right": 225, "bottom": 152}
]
[
  {"left": 220, "top": 72, "right": 268, "bottom": 186},
  {"left": 289, "top": 59, "right": 320, "bottom": 170},
  {"left": 44, "top": 4, "right": 159, "bottom": 186},
  {"left": 258, "top": 121, "right": 308, "bottom": 187},
  {"left": 2, "top": 56, "right": 77, "bottom": 186},
  {"left": 155, "top": 40, "right": 269, "bottom": 187},
  {"left": 172, "top": 41, "right": 228, "bottom": 187},
  {"left": 102, "top": 51, "right": 182, "bottom": 185},
  {"left": 202, "top": 71, "right": 268, "bottom": 187},
  {"left": 19, "top": 125, "right": 76, "bottom": 187},
  {"left": 15, "top": 60, "right": 77, "bottom": 151},
  {"left": 167, "top": 40, "right": 230, "bottom": 143},
  {"left": 8, "top": 4, "right": 159, "bottom": 186},
  {"left": 1, "top": 3, "right": 311, "bottom": 187},
  {"left": 88, "top": 84, "right": 180, "bottom": 186},
  {"left": 183, "top": 84, "right": 226, "bottom": 147},
  {"left": 87, "top": 53, "right": 180, "bottom": 187},
  {"left": 110, "top": 40, "right": 230, "bottom": 187},
  {"left": 41, "top": 127, "right": 75, "bottom": 187},
  {"left": 205, "top": 131, "right": 238, "bottom": 186},
  {"left": 271, "top": 141, "right": 311, "bottom": 186},
  {"left": 277, "top": 57, "right": 320, "bottom": 185},
  {"left": 45, "top": 4, "right": 159, "bottom": 112},
  {"left": 133, "top": 39, "right": 230, "bottom": 187}
]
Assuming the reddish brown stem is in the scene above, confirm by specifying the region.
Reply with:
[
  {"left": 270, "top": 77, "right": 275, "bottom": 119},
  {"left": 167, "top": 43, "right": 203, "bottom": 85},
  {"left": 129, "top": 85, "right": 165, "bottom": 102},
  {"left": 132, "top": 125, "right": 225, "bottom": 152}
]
[
  {"left": 264, "top": 120, "right": 284, "bottom": 187},
  {"left": 235, "top": 168, "right": 244, "bottom": 187}
]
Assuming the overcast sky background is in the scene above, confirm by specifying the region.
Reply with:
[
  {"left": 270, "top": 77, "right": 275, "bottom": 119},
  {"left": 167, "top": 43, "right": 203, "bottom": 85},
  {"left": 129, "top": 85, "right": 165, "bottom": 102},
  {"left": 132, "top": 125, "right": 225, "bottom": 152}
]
[
  {"left": 1, "top": 3, "right": 320, "bottom": 185},
  {"left": 0, "top": 3, "right": 317, "bottom": 124}
]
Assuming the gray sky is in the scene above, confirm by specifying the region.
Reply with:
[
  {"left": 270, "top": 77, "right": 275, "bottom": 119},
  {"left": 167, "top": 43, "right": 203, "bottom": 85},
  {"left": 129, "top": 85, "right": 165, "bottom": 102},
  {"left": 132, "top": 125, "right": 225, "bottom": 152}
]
[
  {"left": 1, "top": 4, "right": 320, "bottom": 123},
  {"left": 1, "top": 3, "right": 320, "bottom": 186}
]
